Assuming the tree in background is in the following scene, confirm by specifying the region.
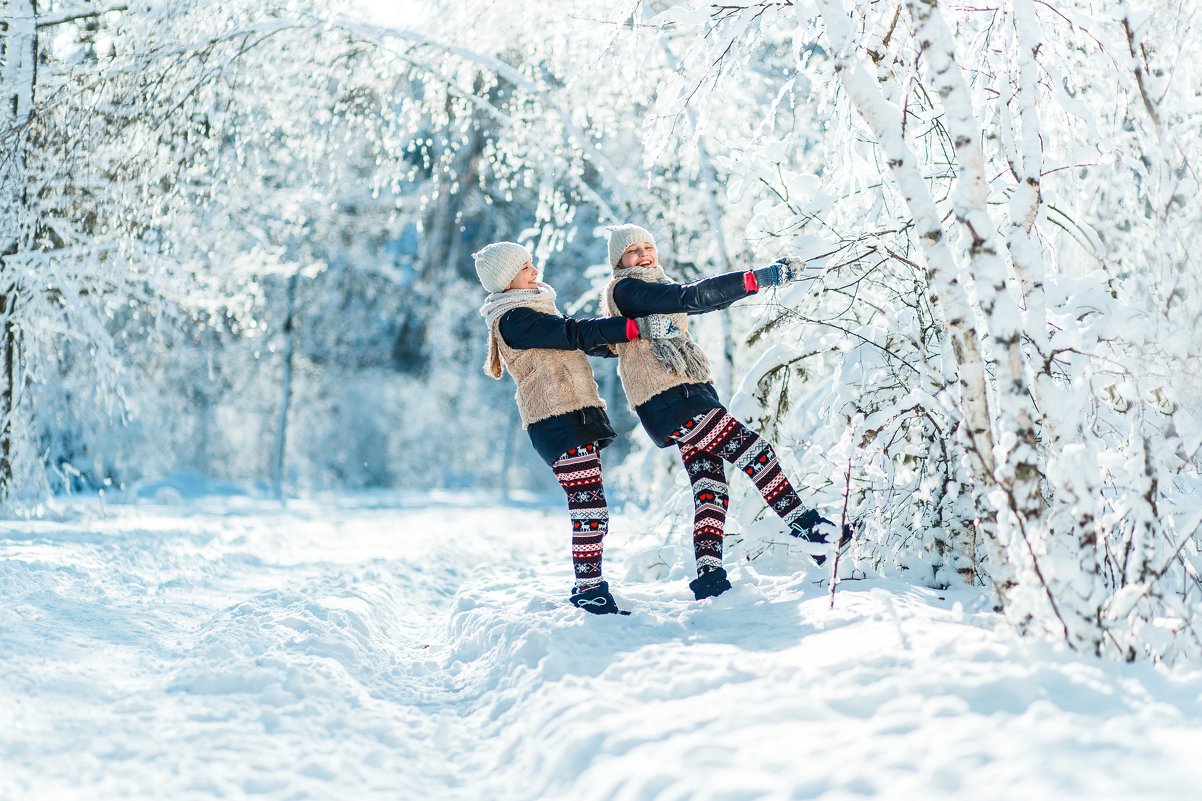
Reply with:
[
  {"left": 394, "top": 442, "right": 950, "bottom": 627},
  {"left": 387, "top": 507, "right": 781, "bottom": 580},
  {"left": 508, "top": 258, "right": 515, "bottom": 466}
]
[{"left": 0, "top": 1, "right": 656, "bottom": 500}]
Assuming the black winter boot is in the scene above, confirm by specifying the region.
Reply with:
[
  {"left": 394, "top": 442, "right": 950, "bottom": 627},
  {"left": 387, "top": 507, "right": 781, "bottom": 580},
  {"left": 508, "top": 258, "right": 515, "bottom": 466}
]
[
  {"left": 570, "top": 581, "right": 629, "bottom": 615},
  {"left": 789, "top": 510, "right": 855, "bottom": 565},
  {"left": 689, "top": 566, "right": 733, "bottom": 600}
]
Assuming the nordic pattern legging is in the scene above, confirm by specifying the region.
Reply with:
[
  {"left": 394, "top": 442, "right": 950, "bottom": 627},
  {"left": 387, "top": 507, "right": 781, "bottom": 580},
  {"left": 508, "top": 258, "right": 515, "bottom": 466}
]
[
  {"left": 668, "top": 408, "right": 812, "bottom": 574},
  {"left": 551, "top": 443, "right": 608, "bottom": 592}
]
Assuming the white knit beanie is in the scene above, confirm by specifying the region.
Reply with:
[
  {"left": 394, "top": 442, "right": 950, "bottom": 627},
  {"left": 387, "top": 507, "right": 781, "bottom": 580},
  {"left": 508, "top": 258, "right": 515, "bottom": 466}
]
[
  {"left": 607, "top": 224, "right": 656, "bottom": 267},
  {"left": 473, "top": 241, "right": 532, "bottom": 293}
]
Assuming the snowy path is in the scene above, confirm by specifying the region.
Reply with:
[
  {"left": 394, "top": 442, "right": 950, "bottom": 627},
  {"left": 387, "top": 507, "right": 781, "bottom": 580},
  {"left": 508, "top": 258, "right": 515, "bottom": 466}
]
[{"left": 4, "top": 493, "right": 1202, "bottom": 801}]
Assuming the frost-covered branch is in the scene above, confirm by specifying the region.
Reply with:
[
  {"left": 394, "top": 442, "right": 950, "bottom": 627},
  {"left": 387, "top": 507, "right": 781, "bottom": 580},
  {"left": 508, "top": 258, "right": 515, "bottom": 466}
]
[
  {"left": 34, "top": 2, "right": 129, "bottom": 29},
  {"left": 335, "top": 19, "right": 634, "bottom": 222}
]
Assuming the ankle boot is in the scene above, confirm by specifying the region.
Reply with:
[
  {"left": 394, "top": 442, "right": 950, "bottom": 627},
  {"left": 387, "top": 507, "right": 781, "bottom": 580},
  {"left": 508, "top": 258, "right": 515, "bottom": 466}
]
[
  {"left": 689, "top": 567, "right": 732, "bottom": 600},
  {"left": 570, "top": 581, "right": 628, "bottom": 615}
]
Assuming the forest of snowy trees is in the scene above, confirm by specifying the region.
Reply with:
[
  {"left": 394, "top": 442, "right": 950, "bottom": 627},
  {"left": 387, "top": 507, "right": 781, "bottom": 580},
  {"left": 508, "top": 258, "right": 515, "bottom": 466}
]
[{"left": 2, "top": 0, "right": 1200, "bottom": 661}]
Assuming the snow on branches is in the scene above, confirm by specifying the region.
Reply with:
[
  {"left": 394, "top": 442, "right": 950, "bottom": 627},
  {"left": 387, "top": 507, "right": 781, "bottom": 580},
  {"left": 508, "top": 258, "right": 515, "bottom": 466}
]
[
  {"left": 678, "top": 0, "right": 1202, "bottom": 660},
  {"left": 602, "top": 0, "right": 1202, "bottom": 661}
]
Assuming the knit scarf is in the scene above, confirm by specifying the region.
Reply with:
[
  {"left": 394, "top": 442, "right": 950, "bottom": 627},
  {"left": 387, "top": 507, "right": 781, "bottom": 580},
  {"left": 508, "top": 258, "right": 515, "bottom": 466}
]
[
  {"left": 480, "top": 282, "right": 560, "bottom": 379},
  {"left": 605, "top": 266, "right": 711, "bottom": 382}
]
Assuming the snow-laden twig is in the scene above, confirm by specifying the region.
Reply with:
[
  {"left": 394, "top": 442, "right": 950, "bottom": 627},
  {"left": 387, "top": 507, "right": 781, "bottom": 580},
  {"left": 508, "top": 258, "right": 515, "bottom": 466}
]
[
  {"left": 34, "top": 2, "right": 129, "bottom": 29},
  {"left": 830, "top": 449, "right": 853, "bottom": 609}
]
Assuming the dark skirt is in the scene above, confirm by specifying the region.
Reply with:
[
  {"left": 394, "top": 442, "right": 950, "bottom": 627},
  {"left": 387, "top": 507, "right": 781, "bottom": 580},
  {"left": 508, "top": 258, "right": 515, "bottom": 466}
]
[
  {"left": 634, "top": 382, "right": 723, "bottom": 448},
  {"left": 527, "top": 406, "right": 617, "bottom": 466}
]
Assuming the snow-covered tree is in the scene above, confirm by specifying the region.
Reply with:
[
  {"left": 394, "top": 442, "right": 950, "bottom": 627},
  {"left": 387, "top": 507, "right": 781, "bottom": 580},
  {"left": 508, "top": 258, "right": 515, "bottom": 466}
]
[
  {"left": 624, "top": 0, "right": 1201, "bottom": 660},
  {"left": 0, "top": 1, "right": 681, "bottom": 500}
]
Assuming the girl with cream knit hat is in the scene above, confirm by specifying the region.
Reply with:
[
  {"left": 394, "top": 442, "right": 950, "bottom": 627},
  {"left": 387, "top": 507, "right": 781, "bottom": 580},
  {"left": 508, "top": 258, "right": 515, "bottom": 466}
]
[
  {"left": 600, "top": 224, "right": 850, "bottom": 601},
  {"left": 475, "top": 240, "right": 660, "bottom": 615}
]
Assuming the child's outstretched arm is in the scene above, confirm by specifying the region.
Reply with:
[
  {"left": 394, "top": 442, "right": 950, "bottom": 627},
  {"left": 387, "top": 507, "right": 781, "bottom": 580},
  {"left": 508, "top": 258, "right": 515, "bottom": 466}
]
[
  {"left": 612, "top": 257, "right": 814, "bottom": 318},
  {"left": 611, "top": 270, "right": 758, "bottom": 317},
  {"left": 498, "top": 308, "right": 638, "bottom": 356}
]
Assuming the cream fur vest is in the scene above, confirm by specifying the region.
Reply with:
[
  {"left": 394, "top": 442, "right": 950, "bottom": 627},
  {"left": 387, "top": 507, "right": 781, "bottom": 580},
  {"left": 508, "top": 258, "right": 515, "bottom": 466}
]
[
  {"left": 486, "top": 316, "right": 606, "bottom": 429},
  {"left": 602, "top": 275, "right": 714, "bottom": 409}
]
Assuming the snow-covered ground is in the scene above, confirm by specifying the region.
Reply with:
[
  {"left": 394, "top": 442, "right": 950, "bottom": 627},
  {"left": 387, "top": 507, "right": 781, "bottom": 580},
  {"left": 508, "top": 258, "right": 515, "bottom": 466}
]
[{"left": 4, "top": 489, "right": 1202, "bottom": 801}]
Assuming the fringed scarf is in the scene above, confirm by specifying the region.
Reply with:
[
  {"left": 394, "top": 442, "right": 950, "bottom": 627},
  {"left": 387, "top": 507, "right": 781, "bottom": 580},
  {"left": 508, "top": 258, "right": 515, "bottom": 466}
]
[
  {"left": 605, "top": 266, "right": 711, "bottom": 382},
  {"left": 479, "top": 282, "right": 560, "bottom": 379}
]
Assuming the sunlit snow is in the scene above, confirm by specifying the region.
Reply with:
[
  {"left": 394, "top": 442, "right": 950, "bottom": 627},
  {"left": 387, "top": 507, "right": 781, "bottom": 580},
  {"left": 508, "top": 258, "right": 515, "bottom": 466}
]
[{"left": 4, "top": 487, "right": 1201, "bottom": 800}]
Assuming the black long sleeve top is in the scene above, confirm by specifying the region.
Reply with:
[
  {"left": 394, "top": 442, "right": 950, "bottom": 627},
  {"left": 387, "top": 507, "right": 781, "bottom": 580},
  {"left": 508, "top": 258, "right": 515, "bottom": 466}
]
[
  {"left": 608, "top": 270, "right": 755, "bottom": 317},
  {"left": 498, "top": 308, "right": 631, "bottom": 357}
]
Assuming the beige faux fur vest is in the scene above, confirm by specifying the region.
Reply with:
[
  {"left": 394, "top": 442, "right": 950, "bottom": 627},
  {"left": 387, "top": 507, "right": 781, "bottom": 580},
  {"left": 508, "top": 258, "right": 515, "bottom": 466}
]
[
  {"left": 482, "top": 288, "right": 607, "bottom": 428},
  {"left": 602, "top": 275, "right": 714, "bottom": 409},
  {"left": 488, "top": 322, "right": 606, "bottom": 427}
]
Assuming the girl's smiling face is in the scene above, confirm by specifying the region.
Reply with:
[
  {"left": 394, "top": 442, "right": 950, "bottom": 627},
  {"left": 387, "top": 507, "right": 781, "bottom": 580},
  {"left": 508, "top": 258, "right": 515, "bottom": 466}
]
[
  {"left": 619, "top": 241, "right": 657, "bottom": 269},
  {"left": 506, "top": 260, "right": 539, "bottom": 290}
]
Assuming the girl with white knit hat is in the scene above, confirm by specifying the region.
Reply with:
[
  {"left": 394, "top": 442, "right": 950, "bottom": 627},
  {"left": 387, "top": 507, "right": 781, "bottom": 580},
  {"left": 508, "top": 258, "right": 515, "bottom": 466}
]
[
  {"left": 600, "top": 224, "right": 851, "bottom": 601},
  {"left": 475, "top": 240, "right": 658, "bottom": 615}
]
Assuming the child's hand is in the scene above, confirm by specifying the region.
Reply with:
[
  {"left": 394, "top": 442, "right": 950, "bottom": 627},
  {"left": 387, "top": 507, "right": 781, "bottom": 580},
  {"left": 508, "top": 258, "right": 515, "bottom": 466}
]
[
  {"left": 753, "top": 257, "right": 809, "bottom": 287},
  {"left": 635, "top": 315, "right": 681, "bottom": 340}
]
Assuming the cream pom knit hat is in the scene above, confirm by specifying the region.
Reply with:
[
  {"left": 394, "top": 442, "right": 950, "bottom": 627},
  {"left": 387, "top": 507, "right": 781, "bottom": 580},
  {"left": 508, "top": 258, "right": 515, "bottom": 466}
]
[
  {"left": 473, "top": 242, "right": 532, "bottom": 293},
  {"left": 607, "top": 224, "right": 656, "bottom": 267}
]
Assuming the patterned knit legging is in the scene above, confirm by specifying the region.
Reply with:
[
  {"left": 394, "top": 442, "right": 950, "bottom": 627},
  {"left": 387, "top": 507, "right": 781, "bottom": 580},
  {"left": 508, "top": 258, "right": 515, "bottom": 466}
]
[
  {"left": 551, "top": 443, "right": 609, "bottom": 592},
  {"left": 669, "top": 408, "right": 811, "bottom": 573}
]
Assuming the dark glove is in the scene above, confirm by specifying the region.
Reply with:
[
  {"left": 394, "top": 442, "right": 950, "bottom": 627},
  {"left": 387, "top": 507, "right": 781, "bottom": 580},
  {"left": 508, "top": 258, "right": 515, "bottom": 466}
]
[
  {"left": 752, "top": 256, "right": 807, "bottom": 288},
  {"left": 635, "top": 314, "right": 682, "bottom": 340}
]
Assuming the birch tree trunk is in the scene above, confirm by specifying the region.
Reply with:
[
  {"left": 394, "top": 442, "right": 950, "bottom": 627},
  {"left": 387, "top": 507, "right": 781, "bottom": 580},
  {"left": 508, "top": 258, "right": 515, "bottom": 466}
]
[
  {"left": 809, "top": 0, "right": 1018, "bottom": 601},
  {"left": 1004, "top": 0, "right": 1105, "bottom": 652},
  {"left": 272, "top": 271, "right": 300, "bottom": 502},
  {"left": 904, "top": 0, "right": 1076, "bottom": 641},
  {"left": 498, "top": 403, "right": 518, "bottom": 502},
  {"left": 0, "top": 0, "right": 37, "bottom": 496},
  {"left": 1004, "top": 0, "right": 1050, "bottom": 354}
]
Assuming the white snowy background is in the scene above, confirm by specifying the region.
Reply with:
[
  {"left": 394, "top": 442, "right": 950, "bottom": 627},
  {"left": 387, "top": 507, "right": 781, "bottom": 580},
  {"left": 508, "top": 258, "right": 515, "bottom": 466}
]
[{"left": 3, "top": 0, "right": 1202, "bottom": 798}]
